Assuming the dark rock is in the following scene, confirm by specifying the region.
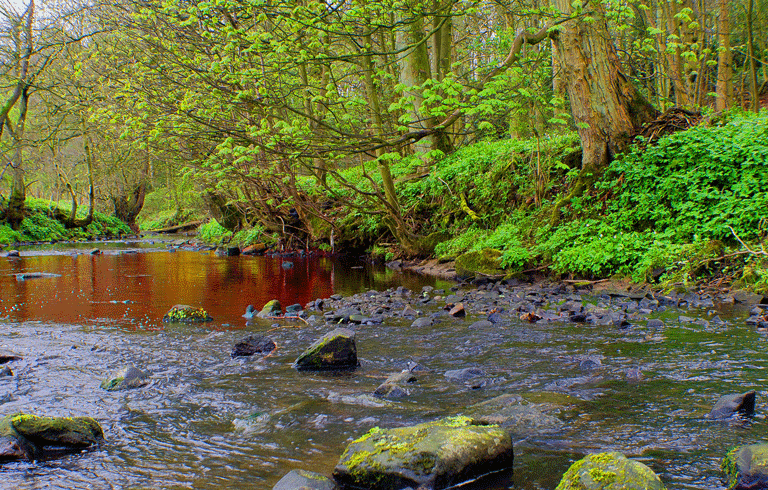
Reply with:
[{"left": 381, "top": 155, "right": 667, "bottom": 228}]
[
  {"left": 326, "top": 307, "right": 361, "bottom": 323},
  {"left": 294, "top": 328, "right": 359, "bottom": 371},
  {"left": 281, "top": 261, "right": 293, "bottom": 269},
  {"left": 333, "top": 417, "right": 513, "bottom": 490},
  {"left": 0, "top": 414, "right": 103, "bottom": 461},
  {"left": 6, "top": 250, "right": 20, "bottom": 258},
  {"left": 232, "top": 335, "right": 277, "bottom": 357},
  {"left": 273, "top": 469, "right": 335, "bottom": 490},
  {"left": 722, "top": 443, "right": 768, "bottom": 490},
  {"left": 0, "top": 366, "right": 12, "bottom": 377},
  {"left": 386, "top": 260, "right": 403, "bottom": 271},
  {"left": 101, "top": 366, "right": 150, "bottom": 391},
  {"left": 226, "top": 246, "right": 240, "bottom": 256},
  {"left": 555, "top": 451, "right": 665, "bottom": 489},
  {"left": 487, "top": 311, "right": 504, "bottom": 323},
  {"left": 285, "top": 303, "right": 303, "bottom": 315},
  {"left": 14, "top": 272, "right": 61, "bottom": 280},
  {"left": 89, "top": 248, "right": 101, "bottom": 255},
  {"left": 162, "top": 304, "right": 213, "bottom": 323},
  {"left": 0, "top": 354, "right": 22, "bottom": 364},
  {"left": 707, "top": 391, "right": 756, "bottom": 419}
]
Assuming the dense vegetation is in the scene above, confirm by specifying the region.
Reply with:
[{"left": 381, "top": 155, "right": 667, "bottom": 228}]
[{"left": 1, "top": 0, "right": 767, "bottom": 290}]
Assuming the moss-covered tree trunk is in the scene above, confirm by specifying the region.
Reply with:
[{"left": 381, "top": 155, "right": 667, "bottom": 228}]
[
  {"left": 715, "top": 0, "right": 733, "bottom": 111},
  {"left": 552, "top": 0, "right": 657, "bottom": 198},
  {"left": 112, "top": 182, "right": 146, "bottom": 233}
]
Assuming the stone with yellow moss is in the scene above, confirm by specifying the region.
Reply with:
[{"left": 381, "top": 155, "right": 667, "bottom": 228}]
[
  {"left": 454, "top": 249, "right": 505, "bottom": 280},
  {"left": 162, "top": 304, "right": 213, "bottom": 323},
  {"left": 722, "top": 443, "right": 768, "bottom": 489},
  {"left": 333, "top": 416, "right": 512, "bottom": 489},
  {"left": 0, "top": 413, "right": 103, "bottom": 461},
  {"left": 555, "top": 451, "right": 665, "bottom": 490}
]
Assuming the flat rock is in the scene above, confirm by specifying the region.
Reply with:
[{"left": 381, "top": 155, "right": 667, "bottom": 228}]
[
  {"left": 465, "top": 394, "right": 564, "bottom": 436},
  {"left": 333, "top": 416, "right": 513, "bottom": 490},
  {"left": 273, "top": 469, "right": 335, "bottom": 490}
]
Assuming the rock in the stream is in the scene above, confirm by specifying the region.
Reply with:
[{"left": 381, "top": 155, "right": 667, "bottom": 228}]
[
  {"left": 231, "top": 335, "right": 276, "bottom": 358},
  {"left": 555, "top": 451, "right": 666, "bottom": 490},
  {"left": 294, "top": 328, "right": 359, "bottom": 371},
  {"left": 464, "top": 394, "right": 564, "bottom": 436},
  {"left": 707, "top": 391, "right": 756, "bottom": 419},
  {"left": 722, "top": 443, "right": 768, "bottom": 490},
  {"left": 0, "top": 414, "right": 103, "bottom": 461},
  {"left": 373, "top": 370, "right": 417, "bottom": 398},
  {"left": 273, "top": 469, "right": 335, "bottom": 490},
  {"left": 162, "top": 304, "right": 213, "bottom": 323},
  {"left": 333, "top": 416, "right": 513, "bottom": 490},
  {"left": 257, "top": 300, "right": 283, "bottom": 318},
  {"left": 0, "top": 353, "right": 22, "bottom": 364},
  {"left": 100, "top": 366, "right": 150, "bottom": 391}
]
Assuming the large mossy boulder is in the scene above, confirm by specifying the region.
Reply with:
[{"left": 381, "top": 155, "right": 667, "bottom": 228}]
[
  {"left": 333, "top": 416, "right": 512, "bottom": 489},
  {"left": 294, "top": 328, "right": 359, "bottom": 371},
  {"left": 0, "top": 414, "right": 103, "bottom": 461},
  {"left": 555, "top": 451, "right": 665, "bottom": 490},
  {"left": 722, "top": 444, "right": 768, "bottom": 489},
  {"left": 162, "top": 304, "right": 213, "bottom": 323},
  {"left": 454, "top": 249, "right": 504, "bottom": 280},
  {"left": 257, "top": 299, "right": 283, "bottom": 318},
  {"left": 100, "top": 366, "right": 150, "bottom": 391}
]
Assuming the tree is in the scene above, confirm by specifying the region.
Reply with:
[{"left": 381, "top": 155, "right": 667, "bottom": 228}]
[{"left": 551, "top": 0, "right": 657, "bottom": 201}]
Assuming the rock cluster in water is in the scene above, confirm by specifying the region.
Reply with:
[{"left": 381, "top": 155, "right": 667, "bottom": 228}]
[
  {"left": 162, "top": 304, "right": 213, "bottom": 323},
  {"left": 260, "top": 280, "right": 768, "bottom": 489}
]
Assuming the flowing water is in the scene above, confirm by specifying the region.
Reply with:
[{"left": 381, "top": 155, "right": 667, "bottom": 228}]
[{"left": 0, "top": 239, "right": 766, "bottom": 489}]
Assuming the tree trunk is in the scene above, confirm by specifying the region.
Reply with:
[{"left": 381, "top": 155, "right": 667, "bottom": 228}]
[
  {"left": 746, "top": 0, "right": 759, "bottom": 113},
  {"left": 715, "top": 0, "right": 733, "bottom": 111},
  {"left": 112, "top": 183, "right": 147, "bottom": 232},
  {"left": 552, "top": 0, "right": 657, "bottom": 198}
]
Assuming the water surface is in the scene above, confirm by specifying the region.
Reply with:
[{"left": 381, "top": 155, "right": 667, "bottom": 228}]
[{"left": 0, "top": 240, "right": 766, "bottom": 489}]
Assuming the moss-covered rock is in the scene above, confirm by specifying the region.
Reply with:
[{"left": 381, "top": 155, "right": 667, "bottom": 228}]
[
  {"left": 555, "top": 451, "right": 665, "bottom": 490},
  {"left": 100, "top": 366, "right": 150, "bottom": 391},
  {"left": 454, "top": 249, "right": 504, "bottom": 280},
  {"left": 0, "top": 413, "right": 103, "bottom": 461},
  {"left": 294, "top": 328, "right": 358, "bottom": 371},
  {"left": 722, "top": 444, "right": 768, "bottom": 489},
  {"left": 162, "top": 304, "right": 213, "bottom": 323},
  {"left": 257, "top": 299, "right": 283, "bottom": 318},
  {"left": 333, "top": 416, "right": 512, "bottom": 489}
]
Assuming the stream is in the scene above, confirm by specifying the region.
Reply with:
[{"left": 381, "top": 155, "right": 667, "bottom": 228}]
[{"left": 1, "top": 238, "right": 766, "bottom": 489}]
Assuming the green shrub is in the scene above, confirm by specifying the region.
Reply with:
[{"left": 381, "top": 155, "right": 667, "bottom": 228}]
[
  {"left": 0, "top": 224, "right": 22, "bottom": 246},
  {"left": 198, "top": 219, "right": 232, "bottom": 244}
]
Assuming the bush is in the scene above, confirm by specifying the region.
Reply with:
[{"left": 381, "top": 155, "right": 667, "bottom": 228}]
[{"left": 197, "top": 219, "right": 232, "bottom": 244}]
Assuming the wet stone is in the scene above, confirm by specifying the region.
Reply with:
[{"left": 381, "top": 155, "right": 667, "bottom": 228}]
[
  {"left": 273, "top": 469, "right": 335, "bottom": 490},
  {"left": 232, "top": 335, "right": 277, "bottom": 358},
  {"left": 707, "top": 391, "right": 756, "bottom": 420}
]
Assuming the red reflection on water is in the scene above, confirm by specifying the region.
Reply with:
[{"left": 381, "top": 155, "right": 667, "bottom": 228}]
[{"left": 0, "top": 251, "right": 336, "bottom": 329}]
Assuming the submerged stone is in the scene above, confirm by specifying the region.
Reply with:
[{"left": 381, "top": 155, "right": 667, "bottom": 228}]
[
  {"left": 464, "top": 394, "right": 564, "bottom": 436},
  {"left": 0, "top": 413, "right": 103, "bottom": 461},
  {"left": 100, "top": 366, "right": 150, "bottom": 391},
  {"left": 273, "top": 469, "right": 335, "bottom": 490},
  {"left": 294, "top": 328, "right": 358, "bottom": 371},
  {"left": 333, "top": 416, "right": 512, "bottom": 490},
  {"left": 162, "top": 304, "right": 213, "bottom": 323},
  {"left": 722, "top": 443, "right": 768, "bottom": 490},
  {"left": 555, "top": 451, "right": 665, "bottom": 490}
]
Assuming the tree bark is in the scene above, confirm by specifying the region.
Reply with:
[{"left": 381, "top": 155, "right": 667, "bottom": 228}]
[
  {"left": 715, "top": 0, "right": 733, "bottom": 111},
  {"left": 552, "top": 0, "right": 657, "bottom": 196}
]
